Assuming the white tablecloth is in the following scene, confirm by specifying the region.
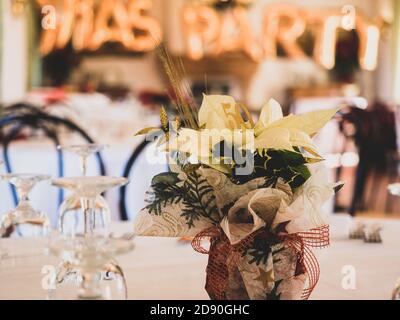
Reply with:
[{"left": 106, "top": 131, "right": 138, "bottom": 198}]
[{"left": 1, "top": 216, "right": 399, "bottom": 300}]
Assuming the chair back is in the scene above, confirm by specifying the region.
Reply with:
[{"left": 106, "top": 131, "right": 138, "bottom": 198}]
[
  {"left": 0, "top": 103, "right": 107, "bottom": 224},
  {"left": 119, "top": 137, "right": 168, "bottom": 220}
]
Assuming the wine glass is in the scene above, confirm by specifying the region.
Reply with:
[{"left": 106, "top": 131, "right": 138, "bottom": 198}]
[
  {"left": 0, "top": 161, "right": 6, "bottom": 257},
  {"left": 47, "top": 234, "right": 134, "bottom": 300},
  {"left": 51, "top": 176, "right": 130, "bottom": 299},
  {"left": 388, "top": 183, "right": 400, "bottom": 299},
  {"left": 0, "top": 173, "right": 50, "bottom": 237},
  {"left": 52, "top": 176, "right": 128, "bottom": 236},
  {"left": 58, "top": 144, "right": 108, "bottom": 177},
  {"left": 57, "top": 144, "right": 110, "bottom": 235}
]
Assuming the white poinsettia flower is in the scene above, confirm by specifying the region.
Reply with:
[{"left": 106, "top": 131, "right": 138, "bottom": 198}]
[
  {"left": 198, "top": 94, "right": 244, "bottom": 130},
  {"left": 254, "top": 98, "right": 340, "bottom": 157},
  {"left": 254, "top": 98, "right": 283, "bottom": 134},
  {"left": 160, "top": 95, "right": 341, "bottom": 176},
  {"left": 254, "top": 127, "right": 295, "bottom": 152}
]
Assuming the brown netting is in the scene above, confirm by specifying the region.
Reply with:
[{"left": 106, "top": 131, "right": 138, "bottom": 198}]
[
  {"left": 296, "top": 224, "right": 330, "bottom": 248},
  {"left": 192, "top": 225, "right": 330, "bottom": 300}
]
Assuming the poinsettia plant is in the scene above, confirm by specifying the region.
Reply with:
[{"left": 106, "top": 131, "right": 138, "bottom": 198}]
[{"left": 134, "top": 94, "right": 343, "bottom": 300}]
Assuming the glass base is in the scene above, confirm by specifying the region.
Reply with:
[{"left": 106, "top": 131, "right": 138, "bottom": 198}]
[
  {"left": 47, "top": 236, "right": 133, "bottom": 300},
  {"left": 47, "top": 259, "right": 128, "bottom": 300},
  {"left": 1, "top": 208, "right": 49, "bottom": 237},
  {"left": 0, "top": 173, "right": 50, "bottom": 237}
]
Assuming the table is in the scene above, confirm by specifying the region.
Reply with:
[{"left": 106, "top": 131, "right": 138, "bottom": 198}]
[{"left": 0, "top": 216, "right": 399, "bottom": 300}]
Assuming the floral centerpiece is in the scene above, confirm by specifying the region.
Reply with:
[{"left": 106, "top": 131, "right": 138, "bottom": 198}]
[{"left": 134, "top": 92, "right": 342, "bottom": 300}]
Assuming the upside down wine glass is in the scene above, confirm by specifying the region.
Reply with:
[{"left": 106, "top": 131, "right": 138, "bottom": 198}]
[
  {"left": 57, "top": 144, "right": 110, "bottom": 236},
  {"left": 49, "top": 176, "right": 131, "bottom": 300},
  {"left": 0, "top": 173, "right": 50, "bottom": 237},
  {"left": 388, "top": 183, "right": 400, "bottom": 300},
  {"left": 0, "top": 161, "right": 5, "bottom": 258},
  {"left": 47, "top": 235, "right": 134, "bottom": 300},
  {"left": 52, "top": 176, "right": 127, "bottom": 236}
]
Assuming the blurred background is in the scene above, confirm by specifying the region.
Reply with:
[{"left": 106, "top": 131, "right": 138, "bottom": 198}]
[{"left": 0, "top": 0, "right": 399, "bottom": 224}]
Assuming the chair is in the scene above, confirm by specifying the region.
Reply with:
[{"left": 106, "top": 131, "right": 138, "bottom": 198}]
[
  {"left": 119, "top": 136, "right": 169, "bottom": 221},
  {"left": 0, "top": 103, "right": 107, "bottom": 223}
]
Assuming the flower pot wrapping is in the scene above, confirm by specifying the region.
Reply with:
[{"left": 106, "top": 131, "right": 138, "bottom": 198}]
[{"left": 135, "top": 166, "right": 333, "bottom": 300}]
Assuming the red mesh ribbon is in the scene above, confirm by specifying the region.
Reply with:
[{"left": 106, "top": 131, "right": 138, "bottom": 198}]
[
  {"left": 192, "top": 225, "right": 329, "bottom": 300},
  {"left": 284, "top": 225, "right": 330, "bottom": 299}
]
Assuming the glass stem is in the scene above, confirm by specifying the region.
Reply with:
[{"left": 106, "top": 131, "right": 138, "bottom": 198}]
[
  {"left": 80, "top": 197, "right": 96, "bottom": 236},
  {"left": 16, "top": 187, "right": 30, "bottom": 207},
  {"left": 80, "top": 156, "right": 88, "bottom": 176}
]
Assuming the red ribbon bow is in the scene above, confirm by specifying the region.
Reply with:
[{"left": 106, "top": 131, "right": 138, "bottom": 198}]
[{"left": 192, "top": 225, "right": 329, "bottom": 300}]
